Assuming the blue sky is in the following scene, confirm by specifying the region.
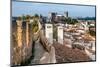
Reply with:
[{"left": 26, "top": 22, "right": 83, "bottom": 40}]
[{"left": 12, "top": 1, "right": 96, "bottom": 18}]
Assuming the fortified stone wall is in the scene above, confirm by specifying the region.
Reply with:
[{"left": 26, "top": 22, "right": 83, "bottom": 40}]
[{"left": 11, "top": 19, "right": 33, "bottom": 66}]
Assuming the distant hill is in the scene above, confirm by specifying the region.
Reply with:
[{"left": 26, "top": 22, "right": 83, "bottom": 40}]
[{"left": 77, "top": 17, "right": 96, "bottom": 21}]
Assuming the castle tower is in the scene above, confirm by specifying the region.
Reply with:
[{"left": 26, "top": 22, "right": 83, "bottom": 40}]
[
  {"left": 45, "top": 24, "right": 53, "bottom": 44},
  {"left": 64, "top": 11, "right": 68, "bottom": 18},
  {"left": 57, "top": 26, "right": 63, "bottom": 44},
  {"left": 48, "top": 12, "right": 57, "bottom": 22}
]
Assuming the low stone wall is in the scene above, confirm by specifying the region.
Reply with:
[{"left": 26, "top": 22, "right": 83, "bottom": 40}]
[
  {"left": 30, "top": 39, "right": 56, "bottom": 64},
  {"left": 39, "top": 46, "right": 56, "bottom": 64}
]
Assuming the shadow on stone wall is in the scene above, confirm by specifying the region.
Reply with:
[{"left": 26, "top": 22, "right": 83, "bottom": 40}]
[{"left": 11, "top": 21, "right": 33, "bottom": 66}]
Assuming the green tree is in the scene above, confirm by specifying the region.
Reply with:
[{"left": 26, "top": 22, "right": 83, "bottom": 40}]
[
  {"left": 22, "top": 14, "right": 26, "bottom": 21},
  {"left": 17, "top": 16, "right": 22, "bottom": 21},
  {"left": 34, "top": 14, "right": 39, "bottom": 18},
  {"left": 31, "top": 20, "right": 39, "bottom": 32},
  {"left": 89, "top": 30, "right": 95, "bottom": 36},
  {"left": 26, "top": 15, "right": 30, "bottom": 22},
  {"left": 71, "top": 19, "right": 78, "bottom": 25},
  {"left": 64, "top": 17, "right": 79, "bottom": 25}
]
